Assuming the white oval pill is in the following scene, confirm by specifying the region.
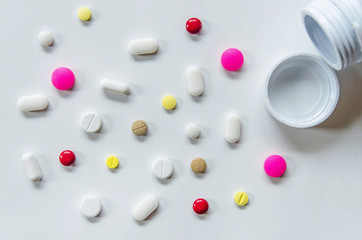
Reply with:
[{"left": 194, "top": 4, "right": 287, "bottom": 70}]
[
  {"left": 38, "top": 31, "right": 54, "bottom": 46},
  {"left": 186, "top": 124, "right": 201, "bottom": 139},
  {"left": 81, "top": 113, "right": 102, "bottom": 133},
  {"left": 17, "top": 95, "right": 48, "bottom": 112},
  {"left": 186, "top": 66, "right": 204, "bottom": 96},
  {"left": 153, "top": 159, "right": 173, "bottom": 179},
  {"left": 22, "top": 152, "right": 42, "bottom": 181},
  {"left": 132, "top": 195, "right": 159, "bottom": 221},
  {"left": 80, "top": 197, "right": 102, "bottom": 218},
  {"left": 128, "top": 38, "right": 159, "bottom": 55},
  {"left": 100, "top": 78, "right": 129, "bottom": 95},
  {"left": 225, "top": 113, "right": 241, "bottom": 143}
]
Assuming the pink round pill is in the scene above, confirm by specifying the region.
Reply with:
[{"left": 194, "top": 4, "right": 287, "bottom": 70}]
[
  {"left": 51, "top": 67, "right": 75, "bottom": 90},
  {"left": 221, "top": 48, "right": 244, "bottom": 71},
  {"left": 264, "top": 155, "right": 287, "bottom": 177}
]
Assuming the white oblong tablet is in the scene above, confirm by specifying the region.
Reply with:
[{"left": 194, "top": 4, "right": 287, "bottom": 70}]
[
  {"left": 186, "top": 124, "right": 201, "bottom": 139},
  {"left": 81, "top": 113, "right": 102, "bottom": 133},
  {"left": 132, "top": 195, "right": 159, "bottom": 221},
  {"left": 128, "top": 38, "right": 159, "bottom": 55},
  {"left": 17, "top": 95, "right": 48, "bottom": 112},
  {"left": 22, "top": 152, "right": 42, "bottom": 181},
  {"left": 186, "top": 66, "right": 204, "bottom": 96},
  {"left": 153, "top": 159, "right": 174, "bottom": 179},
  {"left": 100, "top": 78, "right": 130, "bottom": 95},
  {"left": 38, "top": 31, "right": 54, "bottom": 46},
  {"left": 80, "top": 197, "right": 102, "bottom": 218},
  {"left": 225, "top": 113, "right": 241, "bottom": 143}
]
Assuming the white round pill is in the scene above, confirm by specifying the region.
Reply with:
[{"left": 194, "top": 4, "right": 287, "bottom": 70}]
[
  {"left": 81, "top": 113, "right": 102, "bottom": 133},
  {"left": 153, "top": 159, "right": 173, "bottom": 179},
  {"left": 38, "top": 31, "right": 54, "bottom": 46},
  {"left": 80, "top": 197, "right": 102, "bottom": 218},
  {"left": 186, "top": 124, "right": 201, "bottom": 139}
]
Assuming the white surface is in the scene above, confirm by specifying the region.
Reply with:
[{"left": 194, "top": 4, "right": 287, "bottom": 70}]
[
  {"left": 153, "top": 159, "right": 174, "bottom": 179},
  {"left": 0, "top": 0, "right": 362, "bottom": 239},
  {"left": 132, "top": 195, "right": 159, "bottom": 221}
]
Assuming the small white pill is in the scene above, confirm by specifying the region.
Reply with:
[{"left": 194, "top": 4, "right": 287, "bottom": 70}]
[
  {"left": 153, "top": 159, "right": 173, "bottom": 179},
  {"left": 81, "top": 113, "right": 102, "bottom": 133},
  {"left": 80, "top": 197, "right": 102, "bottom": 218},
  {"left": 132, "top": 195, "right": 159, "bottom": 221},
  {"left": 38, "top": 31, "right": 54, "bottom": 46},
  {"left": 186, "top": 66, "right": 204, "bottom": 96},
  {"left": 186, "top": 124, "right": 201, "bottom": 139},
  {"left": 128, "top": 38, "right": 159, "bottom": 55},
  {"left": 22, "top": 152, "right": 42, "bottom": 181},
  {"left": 100, "top": 78, "right": 129, "bottom": 95},
  {"left": 225, "top": 113, "right": 241, "bottom": 143},
  {"left": 17, "top": 95, "right": 48, "bottom": 112}
]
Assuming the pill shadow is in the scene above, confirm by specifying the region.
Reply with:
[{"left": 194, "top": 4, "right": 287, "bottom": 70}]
[
  {"left": 186, "top": 31, "right": 203, "bottom": 41},
  {"left": 191, "top": 95, "right": 203, "bottom": 103},
  {"left": 267, "top": 170, "right": 288, "bottom": 185},
  {"left": 103, "top": 91, "right": 130, "bottom": 102},
  {"left": 85, "top": 210, "right": 104, "bottom": 223},
  {"left": 32, "top": 181, "right": 43, "bottom": 189},
  {"left": 188, "top": 137, "right": 201, "bottom": 145},
  {"left": 135, "top": 208, "right": 160, "bottom": 226},
  {"left": 156, "top": 172, "right": 174, "bottom": 185},
  {"left": 41, "top": 43, "right": 55, "bottom": 53},
  {"left": 22, "top": 109, "right": 49, "bottom": 118}
]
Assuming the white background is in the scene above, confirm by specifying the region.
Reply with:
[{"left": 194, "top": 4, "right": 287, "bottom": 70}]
[{"left": 1, "top": 0, "right": 362, "bottom": 239}]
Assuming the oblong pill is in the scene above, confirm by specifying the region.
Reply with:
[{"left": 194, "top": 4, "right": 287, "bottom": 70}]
[
  {"left": 186, "top": 66, "right": 204, "bottom": 96},
  {"left": 22, "top": 152, "right": 42, "bottom": 181},
  {"left": 17, "top": 95, "right": 48, "bottom": 112},
  {"left": 101, "top": 78, "right": 130, "bottom": 95},
  {"left": 225, "top": 113, "right": 241, "bottom": 143},
  {"left": 132, "top": 195, "right": 159, "bottom": 221},
  {"left": 128, "top": 38, "right": 159, "bottom": 55}
]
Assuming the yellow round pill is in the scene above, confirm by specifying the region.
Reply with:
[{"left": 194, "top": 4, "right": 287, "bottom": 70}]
[
  {"left": 234, "top": 191, "right": 248, "bottom": 206},
  {"left": 106, "top": 156, "right": 119, "bottom": 169},
  {"left": 162, "top": 95, "right": 177, "bottom": 110},
  {"left": 77, "top": 7, "right": 92, "bottom": 21}
]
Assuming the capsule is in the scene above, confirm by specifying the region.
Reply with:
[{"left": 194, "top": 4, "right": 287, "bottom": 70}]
[
  {"left": 186, "top": 66, "right": 204, "bottom": 96},
  {"left": 128, "top": 38, "right": 159, "bottom": 55},
  {"left": 100, "top": 78, "right": 129, "bottom": 95},
  {"left": 225, "top": 113, "right": 241, "bottom": 143},
  {"left": 22, "top": 153, "right": 42, "bottom": 181},
  {"left": 17, "top": 95, "right": 48, "bottom": 112},
  {"left": 132, "top": 195, "right": 159, "bottom": 221}
]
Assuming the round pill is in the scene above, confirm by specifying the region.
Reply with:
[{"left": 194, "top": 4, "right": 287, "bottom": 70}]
[
  {"left": 80, "top": 197, "right": 102, "bottom": 218},
  {"left": 59, "top": 150, "right": 76, "bottom": 166},
  {"left": 186, "top": 18, "right": 202, "bottom": 34},
  {"left": 106, "top": 156, "right": 119, "bottom": 169},
  {"left": 77, "top": 7, "right": 92, "bottom": 21},
  {"left": 264, "top": 155, "right": 287, "bottom": 177},
  {"left": 162, "top": 95, "right": 176, "bottom": 110},
  {"left": 153, "top": 159, "right": 174, "bottom": 179},
  {"left": 132, "top": 120, "right": 148, "bottom": 136},
  {"left": 191, "top": 158, "right": 206, "bottom": 173},
  {"left": 38, "top": 31, "right": 54, "bottom": 46},
  {"left": 221, "top": 48, "right": 244, "bottom": 71},
  {"left": 51, "top": 67, "right": 75, "bottom": 90},
  {"left": 186, "top": 124, "right": 201, "bottom": 139},
  {"left": 234, "top": 191, "right": 248, "bottom": 206},
  {"left": 81, "top": 113, "right": 102, "bottom": 133},
  {"left": 193, "top": 198, "right": 208, "bottom": 214}
]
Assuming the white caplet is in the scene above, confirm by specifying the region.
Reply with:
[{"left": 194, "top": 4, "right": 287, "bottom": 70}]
[
  {"left": 224, "top": 113, "right": 241, "bottom": 143},
  {"left": 186, "top": 66, "right": 204, "bottom": 96},
  {"left": 38, "top": 31, "right": 54, "bottom": 46},
  {"left": 22, "top": 152, "right": 42, "bottom": 181},
  {"left": 128, "top": 38, "right": 159, "bottom": 55},
  {"left": 101, "top": 78, "right": 130, "bottom": 95},
  {"left": 132, "top": 195, "right": 159, "bottom": 221},
  {"left": 18, "top": 95, "right": 48, "bottom": 112}
]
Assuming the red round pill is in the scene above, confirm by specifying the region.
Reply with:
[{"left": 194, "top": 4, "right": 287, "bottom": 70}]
[
  {"left": 193, "top": 198, "right": 209, "bottom": 214},
  {"left": 186, "top": 18, "right": 202, "bottom": 34},
  {"left": 59, "top": 150, "right": 76, "bottom": 166}
]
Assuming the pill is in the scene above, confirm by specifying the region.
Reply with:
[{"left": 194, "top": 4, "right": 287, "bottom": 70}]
[
  {"left": 264, "top": 155, "right": 287, "bottom": 177},
  {"left": 162, "top": 95, "right": 176, "bottom": 110},
  {"left": 17, "top": 95, "right": 48, "bottom": 112},
  {"left": 128, "top": 38, "right": 159, "bottom": 55},
  {"left": 106, "top": 155, "right": 119, "bottom": 169},
  {"left": 100, "top": 78, "right": 129, "bottom": 95},
  {"left": 186, "top": 66, "right": 204, "bottom": 96},
  {"left": 38, "top": 31, "right": 54, "bottom": 46},
  {"left": 186, "top": 124, "right": 201, "bottom": 139},
  {"left": 131, "top": 120, "right": 148, "bottom": 136},
  {"left": 191, "top": 158, "right": 206, "bottom": 173},
  {"left": 153, "top": 159, "right": 174, "bottom": 179},
  {"left": 224, "top": 113, "right": 241, "bottom": 143},
  {"left": 81, "top": 113, "right": 102, "bottom": 133},
  {"left": 186, "top": 18, "right": 202, "bottom": 34},
  {"left": 80, "top": 197, "right": 102, "bottom": 218},
  {"left": 78, "top": 7, "right": 92, "bottom": 21},
  {"left": 51, "top": 67, "right": 75, "bottom": 90},
  {"left": 132, "top": 195, "right": 159, "bottom": 221},
  {"left": 59, "top": 150, "right": 75, "bottom": 166},
  {"left": 221, "top": 48, "right": 244, "bottom": 71},
  {"left": 22, "top": 152, "right": 42, "bottom": 181},
  {"left": 234, "top": 191, "right": 248, "bottom": 206},
  {"left": 193, "top": 198, "right": 208, "bottom": 214}
]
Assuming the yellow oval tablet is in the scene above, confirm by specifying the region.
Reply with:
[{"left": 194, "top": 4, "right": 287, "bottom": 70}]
[
  {"left": 106, "top": 156, "right": 119, "bottom": 169},
  {"left": 78, "top": 7, "right": 92, "bottom": 21},
  {"left": 162, "top": 95, "right": 176, "bottom": 110},
  {"left": 234, "top": 191, "right": 248, "bottom": 206}
]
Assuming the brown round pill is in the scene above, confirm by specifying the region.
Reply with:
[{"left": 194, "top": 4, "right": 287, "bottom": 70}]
[
  {"left": 191, "top": 158, "right": 206, "bottom": 173},
  {"left": 132, "top": 120, "right": 148, "bottom": 136}
]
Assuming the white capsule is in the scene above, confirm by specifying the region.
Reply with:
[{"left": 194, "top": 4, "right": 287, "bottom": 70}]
[
  {"left": 224, "top": 113, "right": 241, "bottom": 143},
  {"left": 38, "top": 31, "right": 54, "bottom": 46},
  {"left": 186, "top": 66, "right": 204, "bottom": 96},
  {"left": 80, "top": 197, "right": 102, "bottom": 218},
  {"left": 22, "top": 152, "right": 42, "bottom": 181},
  {"left": 132, "top": 195, "right": 159, "bottom": 221},
  {"left": 128, "top": 38, "right": 159, "bottom": 55},
  {"left": 153, "top": 159, "right": 174, "bottom": 179},
  {"left": 100, "top": 78, "right": 129, "bottom": 95},
  {"left": 186, "top": 124, "right": 201, "bottom": 139},
  {"left": 17, "top": 95, "right": 48, "bottom": 112},
  {"left": 81, "top": 113, "right": 102, "bottom": 133}
]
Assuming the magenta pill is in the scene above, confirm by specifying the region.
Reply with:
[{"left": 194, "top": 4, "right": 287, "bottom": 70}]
[
  {"left": 51, "top": 67, "right": 75, "bottom": 90},
  {"left": 264, "top": 155, "right": 287, "bottom": 177},
  {"left": 221, "top": 48, "right": 244, "bottom": 71}
]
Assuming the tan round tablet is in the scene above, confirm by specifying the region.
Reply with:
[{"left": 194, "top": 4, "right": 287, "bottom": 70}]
[
  {"left": 191, "top": 158, "right": 207, "bottom": 173},
  {"left": 132, "top": 120, "right": 148, "bottom": 136}
]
